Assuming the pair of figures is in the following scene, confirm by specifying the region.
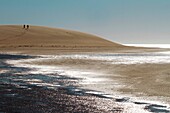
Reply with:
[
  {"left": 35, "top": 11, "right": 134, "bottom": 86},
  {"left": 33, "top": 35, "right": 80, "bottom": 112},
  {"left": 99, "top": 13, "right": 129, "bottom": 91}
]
[{"left": 23, "top": 25, "right": 29, "bottom": 29}]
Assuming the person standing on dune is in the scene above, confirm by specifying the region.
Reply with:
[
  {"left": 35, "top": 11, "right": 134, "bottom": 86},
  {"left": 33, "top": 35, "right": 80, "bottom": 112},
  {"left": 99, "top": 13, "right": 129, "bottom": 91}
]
[
  {"left": 23, "top": 25, "right": 25, "bottom": 29},
  {"left": 27, "top": 25, "right": 29, "bottom": 29}
]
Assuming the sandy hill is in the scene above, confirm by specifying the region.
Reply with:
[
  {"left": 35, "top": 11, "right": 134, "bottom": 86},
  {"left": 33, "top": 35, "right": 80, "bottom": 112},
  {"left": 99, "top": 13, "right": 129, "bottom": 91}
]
[{"left": 0, "top": 25, "right": 122, "bottom": 48}]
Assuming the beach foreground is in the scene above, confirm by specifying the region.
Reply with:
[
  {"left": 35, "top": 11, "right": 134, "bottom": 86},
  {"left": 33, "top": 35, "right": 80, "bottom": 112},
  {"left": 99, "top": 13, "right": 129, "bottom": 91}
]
[
  {"left": 1, "top": 52, "right": 170, "bottom": 113},
  {"left": 0, "top": 54, "right": 150, "bottom": 113}
]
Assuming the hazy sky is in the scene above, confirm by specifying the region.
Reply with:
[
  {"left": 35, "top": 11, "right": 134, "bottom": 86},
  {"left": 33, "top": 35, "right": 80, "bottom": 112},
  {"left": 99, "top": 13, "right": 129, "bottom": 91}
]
[{"left": 0, "top": 0, "right": 170, "bottom": 44}]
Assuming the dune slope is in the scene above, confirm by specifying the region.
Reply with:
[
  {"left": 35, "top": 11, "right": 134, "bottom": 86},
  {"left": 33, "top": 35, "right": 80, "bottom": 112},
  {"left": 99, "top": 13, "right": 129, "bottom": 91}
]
[{"left": 0, "top": 25, "right": 122, "bottom": 48}]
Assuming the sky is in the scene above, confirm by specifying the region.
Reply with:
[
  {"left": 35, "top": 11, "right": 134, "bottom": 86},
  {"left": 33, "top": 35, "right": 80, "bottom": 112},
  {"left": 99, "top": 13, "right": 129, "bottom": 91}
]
[{"left": 0, "top": 0, "right": 170, "bottom": 44}]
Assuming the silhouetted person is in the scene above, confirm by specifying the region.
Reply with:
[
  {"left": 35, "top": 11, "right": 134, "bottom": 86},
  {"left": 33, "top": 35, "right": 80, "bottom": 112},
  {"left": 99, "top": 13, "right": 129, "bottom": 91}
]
[
  {"left": 27, "top": 25, "right": 29, "bottom": 29},
  {"left": 23, "top": 25, "right": 25, "bottom": 29}
]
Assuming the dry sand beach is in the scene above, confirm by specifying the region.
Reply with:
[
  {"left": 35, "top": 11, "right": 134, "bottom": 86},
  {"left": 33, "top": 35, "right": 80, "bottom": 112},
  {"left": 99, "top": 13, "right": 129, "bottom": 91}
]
[{"left": 0, "top": 25, "right": 170, "bottom": 113}]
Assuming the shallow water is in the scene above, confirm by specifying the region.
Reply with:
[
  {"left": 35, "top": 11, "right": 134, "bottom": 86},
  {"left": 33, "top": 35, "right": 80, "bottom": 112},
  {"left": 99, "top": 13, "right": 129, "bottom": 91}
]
[{"left": 1, "top": 53, "right": 170, "bottom": 113}]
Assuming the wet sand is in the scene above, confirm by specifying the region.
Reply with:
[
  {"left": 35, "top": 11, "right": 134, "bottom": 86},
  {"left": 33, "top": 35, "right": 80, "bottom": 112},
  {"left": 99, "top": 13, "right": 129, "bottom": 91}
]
[
  {"left": 0, "top": 83, "right": 123, "bottom": 113},
  {"left": 32, "top": 59, "right": 170, "bottom": 99},
  {"left": 0, "top": 54, "right": 126, "bottom": 113},
  {"left": 1, "top": 52, "right": 170, "bottom": 112},
  {"left": 26, "top": 52, "right": 170, "bottom": 112},
  {"left": 32, "top": 57, "right": 170, "bottom": 99}
]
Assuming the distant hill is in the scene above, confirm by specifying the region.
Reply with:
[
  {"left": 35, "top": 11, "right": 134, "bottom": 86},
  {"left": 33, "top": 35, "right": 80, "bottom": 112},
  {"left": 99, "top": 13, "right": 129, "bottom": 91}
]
[{"left": 0, "top": 25, "right": 122, "bottom": 48}]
